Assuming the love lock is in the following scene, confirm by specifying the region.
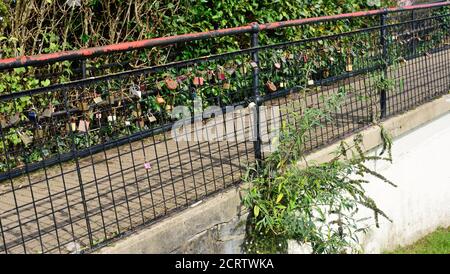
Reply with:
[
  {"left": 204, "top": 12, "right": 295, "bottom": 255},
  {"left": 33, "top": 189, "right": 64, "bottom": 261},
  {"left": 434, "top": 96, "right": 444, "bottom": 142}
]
[
  {"left": 165, "top": 78, "right": 178, "bottom": 90},
  {"left": 193, "top": 76, "right": 204, "bottom": 86},
  {"left": 136, "top": 117, "right": 145, "bottom": 128},
  {"left": 165, "top": 104, "right": 174, "bottom": 113},
  {"left": 35, "top": 125, "right": 45, "bottom": 139},
  {"left": 93, "top": 96, "right": 103, "bottom": 104},
  {"left": 78, "top": 119, "right": 90, "bottom": 132},
  {"left": 266, "top": 81, "right": 277, "bottom": 93},
  {"left": 9, "top": 113, "right": 20, "bottom": 126},
  {"left": 217, "top": 72, "right": 226, "bottom": 81},
  {"left": 130, "top": 84, "right": 142, "bottom": 99},
  {"left": 41, "top": 105, "right": 54, "bottom": 118},
  {"left": 0, "top": 115, "right": 7, "bottom": 128},
  {"left": 156, "top": 94, "right": 165, "bottom": 105},
  {"left": 70, "top": 117, "right": 77, "bottom": 132},
  {"left": 107, "top": 94, "right": 115, "bottom": 105},
  {"left": 18, "top": 131, "right": 33, "bottom": 146},
  {"left": 107, "top": 114, "right": 117, "bottom": 123},
  {"left": 147, "top": 112, "right": 157, "bottom": 123},
  {"left": 79, "top": 101, "right": 90, "bottom": 112},
  {"left": 28, "top": 108, "right": 38, "bottom": 122}
]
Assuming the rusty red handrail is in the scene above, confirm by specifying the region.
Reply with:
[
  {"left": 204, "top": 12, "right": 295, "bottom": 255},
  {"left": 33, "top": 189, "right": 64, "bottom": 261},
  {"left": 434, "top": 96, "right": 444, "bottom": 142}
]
[
  {"left": 262, "top": 2, "right": 450, "bottom": 30},
  {"left": 0, "top": 1, "right": 449, "bottom": 70}
]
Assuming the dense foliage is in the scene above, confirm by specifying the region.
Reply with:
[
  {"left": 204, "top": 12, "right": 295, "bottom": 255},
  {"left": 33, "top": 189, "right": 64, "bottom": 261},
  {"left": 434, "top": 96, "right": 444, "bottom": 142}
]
[{"left": 0, "top": 0, "right": 392, "bottom": 59}]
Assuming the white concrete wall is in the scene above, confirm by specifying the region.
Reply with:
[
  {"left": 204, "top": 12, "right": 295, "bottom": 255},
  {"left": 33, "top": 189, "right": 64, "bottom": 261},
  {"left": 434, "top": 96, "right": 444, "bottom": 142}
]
[{"left": 360, "top": 112, "right": 450, "bottom": 253}]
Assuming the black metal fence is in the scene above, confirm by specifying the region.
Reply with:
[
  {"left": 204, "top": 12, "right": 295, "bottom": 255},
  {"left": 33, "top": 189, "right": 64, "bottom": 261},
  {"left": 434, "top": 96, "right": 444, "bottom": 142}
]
[{"left": 0, "top": 3, "right": 449, "bottom": 253}]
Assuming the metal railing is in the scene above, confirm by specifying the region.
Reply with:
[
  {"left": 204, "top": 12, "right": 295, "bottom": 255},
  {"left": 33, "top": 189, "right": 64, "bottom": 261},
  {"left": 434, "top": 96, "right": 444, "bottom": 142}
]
[{"left": 0, "top": 2, "right": 449, "bottom": 253}]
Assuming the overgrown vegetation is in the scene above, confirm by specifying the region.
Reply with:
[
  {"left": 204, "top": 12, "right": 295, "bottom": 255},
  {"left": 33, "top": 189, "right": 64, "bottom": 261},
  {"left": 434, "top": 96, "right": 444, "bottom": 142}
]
[
  {"left": 241, "top": 42, "right": 415, "bottom": 253},
  {"left": 242, "top": 89, "right": 397, "bottom": 254}
]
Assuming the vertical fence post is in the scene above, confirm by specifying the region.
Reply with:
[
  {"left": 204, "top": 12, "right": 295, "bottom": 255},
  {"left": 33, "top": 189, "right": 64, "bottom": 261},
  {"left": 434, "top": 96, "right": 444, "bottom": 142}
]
[
  {"left": 411, "top": 10, "right": 417, "bottom": 56},
  {"left": 250, "top": 23, "right": 262, "bottom": 167},
  {"left": 69, "top": 58, "right": 94, "bottom": 249},
  {"left": 81, "top": 59, "right": 87, "bottom": 79},
  {"left": 380, "top": 9, "right": 388, "bottom": 119},
  {"left": 0, "top": 216, "right": 7, "bottom": 254}
]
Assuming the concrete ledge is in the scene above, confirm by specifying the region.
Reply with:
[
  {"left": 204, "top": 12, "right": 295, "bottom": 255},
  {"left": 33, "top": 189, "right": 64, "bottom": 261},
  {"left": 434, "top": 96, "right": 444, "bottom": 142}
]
[
  {"left": 98, "top": 94, "right": 450, "bottom": 254},
  {"left": 98, "top": 185, "right": 247, "bottom": 254},
  {"left": 300, "top": 95, "right": 450, "bottom": 166}
]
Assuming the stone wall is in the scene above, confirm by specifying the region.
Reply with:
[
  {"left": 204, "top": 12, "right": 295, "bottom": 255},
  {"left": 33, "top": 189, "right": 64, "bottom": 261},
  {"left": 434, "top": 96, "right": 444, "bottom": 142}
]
[
  {"left": 172, "top": 213, "right": 248, "bottom": 254},
  {"left": 98, "top": 185, "right": 249, "bottom": 254}
]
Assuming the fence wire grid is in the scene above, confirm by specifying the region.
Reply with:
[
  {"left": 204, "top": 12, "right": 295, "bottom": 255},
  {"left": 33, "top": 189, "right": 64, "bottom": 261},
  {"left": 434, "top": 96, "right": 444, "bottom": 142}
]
[{"left": 0, "top": 3, "right": 449, "bottom": 253}]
